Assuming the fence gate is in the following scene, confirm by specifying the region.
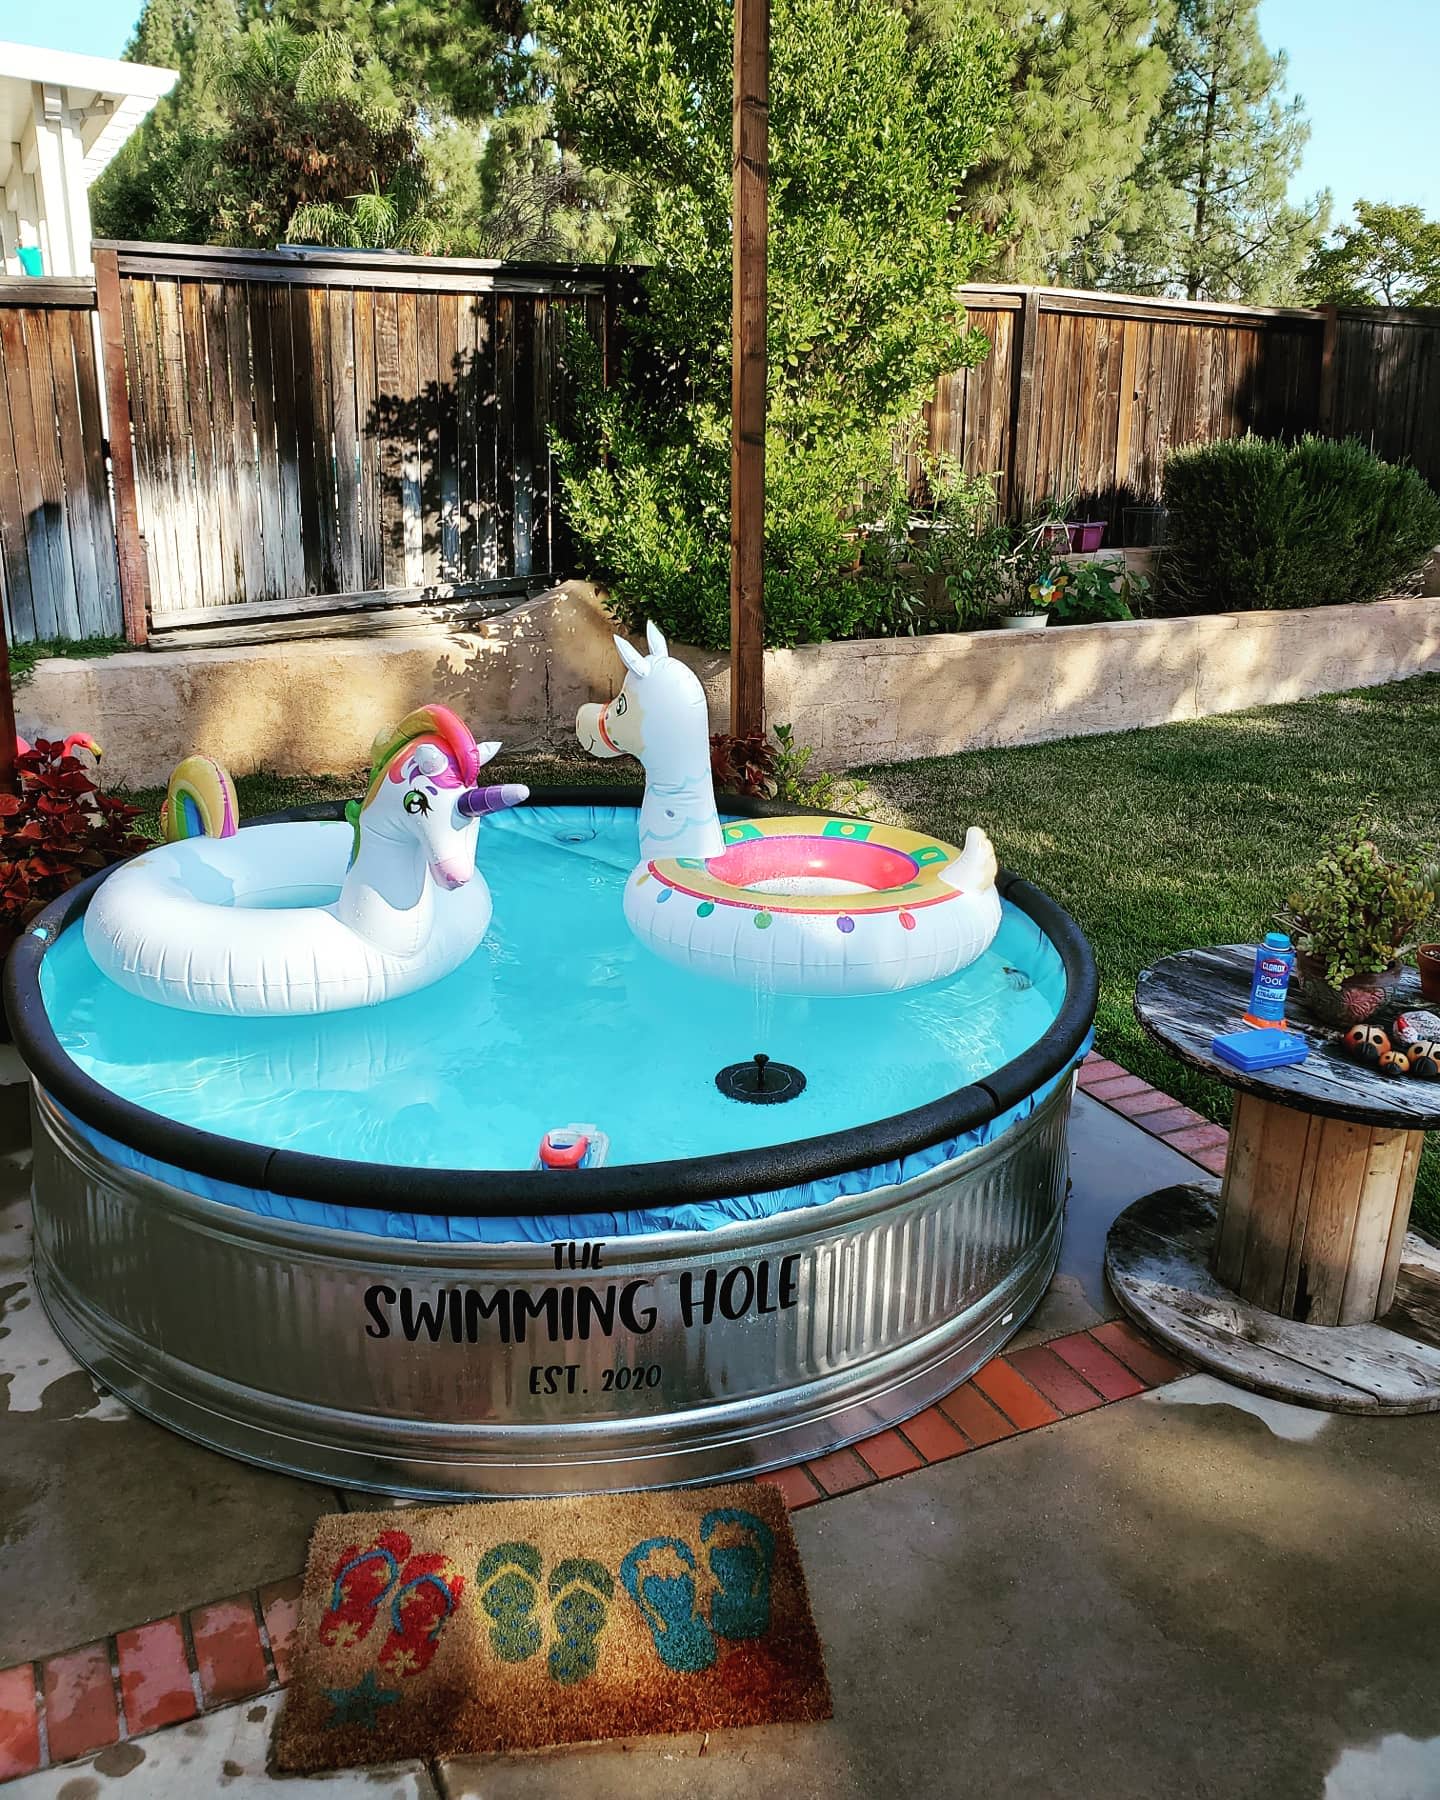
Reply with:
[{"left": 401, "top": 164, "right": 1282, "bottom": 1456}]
[
  {"left": 0, "top": 278, "right": 122, "bottom": 644},
  {"left": 107, "top": 243, "right": 615, "bottom": 633}
]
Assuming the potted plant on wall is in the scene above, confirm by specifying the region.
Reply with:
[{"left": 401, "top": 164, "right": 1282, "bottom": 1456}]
[{"left": 1277, "top": 821, "right": 1436, "bottom": 1026}]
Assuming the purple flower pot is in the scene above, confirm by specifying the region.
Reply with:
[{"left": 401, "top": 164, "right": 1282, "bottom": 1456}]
[{"left": 1066, "top": 521, "right": 1106, "bottom": 553}]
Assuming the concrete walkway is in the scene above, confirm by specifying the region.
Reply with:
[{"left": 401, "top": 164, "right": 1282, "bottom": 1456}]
[{"left": 3, "top": 1094, "right": 1437, "bottom": 1798}]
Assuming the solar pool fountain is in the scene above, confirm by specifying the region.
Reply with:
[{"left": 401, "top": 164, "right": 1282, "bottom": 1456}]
[{"left": 7, "top": 630, "right": 1095, "bottom": 1496}]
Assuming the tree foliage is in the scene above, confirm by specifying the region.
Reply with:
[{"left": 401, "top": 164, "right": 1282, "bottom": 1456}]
[
  {"left": 95, "top": 24, "right": 442, "bottom": 250},
  {"left": 1077, "top": 0, "right": 1327, "bottom": 302},
  {"left": 908, "top": 0, "right": 1172, "bottom": 283},
  {"left": 534, "top": 0, "right": 1003, "bottom": 649},
  {"left": 1302, "top": 202, "right": 1440, "bottom": 309}
]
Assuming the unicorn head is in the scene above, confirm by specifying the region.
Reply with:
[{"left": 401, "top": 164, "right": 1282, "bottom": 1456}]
[
  {"left": 577, "top": 622, "right": 724, "bottom": 862},
  {"left": 348, "top": 705, "right": 527, "bottom": 891}
]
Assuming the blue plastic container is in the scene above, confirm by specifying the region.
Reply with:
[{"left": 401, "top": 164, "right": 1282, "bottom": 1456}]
[{"left": 1244, "top": 931, "right": 1295, "bottom": 1028}]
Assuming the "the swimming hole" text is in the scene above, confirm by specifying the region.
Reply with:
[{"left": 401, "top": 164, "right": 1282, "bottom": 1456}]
[{"left": 363, "top": 1252, "right": 801, "bottom": 1346}]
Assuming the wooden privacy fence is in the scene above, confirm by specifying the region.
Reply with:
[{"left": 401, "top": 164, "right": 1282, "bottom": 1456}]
[
  {"left": 3, "top": 248, "right": 1440, "bottom": 647},
  {"left": 925, "top": 286, "right": 1322, "bottom": 529},
  {"left": 0, "top": 278, "right": 122, "bottom": 644},
  {"left": 100, "top": 243, "right": 620, "bottom": 637},
  {"left": 924, "top": 289, "right": 1440, "bottom": 533}
]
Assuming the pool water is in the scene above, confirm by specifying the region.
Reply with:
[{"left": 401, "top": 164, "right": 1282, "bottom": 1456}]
[{"left": 40, "top": 806, "right": 1065, "bottom": 1174}]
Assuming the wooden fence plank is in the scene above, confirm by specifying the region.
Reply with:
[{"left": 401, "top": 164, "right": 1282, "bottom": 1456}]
[
  {"left": 436, "top": 292, "right": 460, "bottom": 582},
  {"left": 23, "top": 306, "right": 78, "bottom": 635},
  {"left": 268, "top": 284, "right": 306, "bottom": 599},
  {"left": 45, "top": 308, "right": 99, "bottom": 634},
  {"left": 0, "top": 314, "right": 36, "bottom": 640},
  {"left": 222, "top": 282, "right": 264, "bottom": 602},
  {"left": 328, "top": 287, "right": 361, "bottom": 593},
  {"left": 352, "top": 288, "right": 381, "bottom": 590},
  {"left": 373, "top": 289, "right": 405, "bottom": 589}
]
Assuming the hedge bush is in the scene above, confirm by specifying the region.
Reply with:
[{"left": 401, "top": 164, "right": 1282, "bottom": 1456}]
[{"left": 1159, "top": 434, "right": 1440, "bottom": 614}]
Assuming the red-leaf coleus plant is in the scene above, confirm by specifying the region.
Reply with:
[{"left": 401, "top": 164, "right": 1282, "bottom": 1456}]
[
  {"left": 709, "top": 730, "right": 779, "bottom": 799},
  {"left": 0, "top": 740, "right": 149, "bottom": 959}
]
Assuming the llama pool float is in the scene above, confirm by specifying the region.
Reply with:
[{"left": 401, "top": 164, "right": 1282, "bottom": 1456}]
[
  {"left": 577, "top": 624, "right": 1002, "bottom": 997},
  {"left": 84, "top": 705, "right": 527, "bottom": 1016}
]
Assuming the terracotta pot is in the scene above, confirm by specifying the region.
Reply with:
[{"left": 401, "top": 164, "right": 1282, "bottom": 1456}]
[
  {"left": 1418, "top": 944, "right": 1440, "bottom": 1002},
  {"left": 1295, "top": 953, "right": 1403, "bottom": 1026}
]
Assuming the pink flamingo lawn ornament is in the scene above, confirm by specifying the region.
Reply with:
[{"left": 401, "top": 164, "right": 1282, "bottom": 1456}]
[{"left": 15, "top": 731, "right": 102, "bottom": 762}]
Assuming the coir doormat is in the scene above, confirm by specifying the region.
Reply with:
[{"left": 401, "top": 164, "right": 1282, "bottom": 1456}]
[{"left": 273, "top": 1483, "right": 830, "bottom": 1771}]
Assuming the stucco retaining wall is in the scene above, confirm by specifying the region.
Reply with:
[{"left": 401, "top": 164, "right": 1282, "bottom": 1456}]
[{"left": 17, "top": 587, "right": 1440, "bottom": 787}]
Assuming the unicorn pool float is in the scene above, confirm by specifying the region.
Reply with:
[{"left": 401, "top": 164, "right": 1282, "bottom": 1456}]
[
  {"left": 577, "top": 623, "right": 1002, "bottom": 997},
  {"left": 84, "top": 705, "right": 527, "bottom": 1016}
]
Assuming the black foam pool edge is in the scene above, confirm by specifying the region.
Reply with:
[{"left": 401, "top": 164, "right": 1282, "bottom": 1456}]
[{"left": 3, "top": 788, "right": 1098, "bottom": 1219}]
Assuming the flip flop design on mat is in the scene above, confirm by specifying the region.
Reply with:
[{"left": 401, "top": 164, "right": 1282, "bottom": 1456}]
[
  {"left": 546, "top": 1558, "right": 615, "bottom": 1686},
  {"left": 377, "top": 1553, "right": 465, "bottom": 1680},
  {"left": 476, "top": 1541, "right": 544, "bottom": 1664},
  {"left": 319, "top": 1530, "right": 412, "bottom": 1651},
  {"left": 620, "top": 1538, "right": 718, "bottom": 1674},
  {"left": 701, "top": 1507, "right": 775, "bottom": 1642}
]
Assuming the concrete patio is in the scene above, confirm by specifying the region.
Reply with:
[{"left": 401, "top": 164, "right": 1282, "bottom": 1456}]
[{"left": 1, "top": 1087, "right": 1436, "bottom": 1798}]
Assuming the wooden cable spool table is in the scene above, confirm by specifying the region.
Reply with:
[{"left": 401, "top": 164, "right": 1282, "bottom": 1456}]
[{"left": 1104, "top": 945, "right": 1440, "bottom": 1413}]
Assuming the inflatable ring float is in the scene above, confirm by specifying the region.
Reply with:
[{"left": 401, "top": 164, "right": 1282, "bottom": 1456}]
[
  {"left": 625, "top": 815, "right": 1003, "bottom": 997},
  {"left": 85, "top": 707, "right": 528, "bottom": 1016}
]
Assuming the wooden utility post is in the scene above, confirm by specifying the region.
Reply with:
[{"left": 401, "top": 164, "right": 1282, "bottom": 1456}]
[{"left": 730, "top": 0, "right": 768, "bottom": 738}]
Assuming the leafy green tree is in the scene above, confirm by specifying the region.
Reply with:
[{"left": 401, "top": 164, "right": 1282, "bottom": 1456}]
[
  {"left": 906, "top": 0, "right": 1172, "bottom": 283},
  {"left": 533, "top": 0, "right": 1003, "bottom": 649},
  {"left": 97, "top": 24, "right": 443, "bottom": 251},
  {"left": 247, "top": 0, "right": 526, "bottom": 122},
  {"left": 1302, "top": 202, "right": 1440, "bottom": 309},
  {"left": 1079, "top": 0, "right": 1328, "bottom": 302}
]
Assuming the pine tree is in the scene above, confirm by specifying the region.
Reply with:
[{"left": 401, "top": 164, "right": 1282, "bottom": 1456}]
[
  {"left": 909, "top": 0, "right": 1171, "bottom": 282},
  {"left": 1080, "top": 0, "right": 1328, "bottom": 302}
]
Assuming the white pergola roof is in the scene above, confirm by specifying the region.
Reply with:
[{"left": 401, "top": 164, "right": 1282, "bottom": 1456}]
[{"left": 0, "top": 40, "right": 177, "bottom": 191}]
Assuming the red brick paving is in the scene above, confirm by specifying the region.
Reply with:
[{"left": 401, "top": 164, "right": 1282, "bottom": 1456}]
[
  {"left": 806, "top": 1447, "right": 875, "bottom": 1497},
  {"left": 1134, "top": 1104, "right": 1208, "bottom": 1138},
  {"left": 854, "top": 1428, "right": 924, "bottom": 1481},
  {"left": 41, "top": 1643, "right": 119, "bottom": 1765},
  {"left": 1076, "top": 1058, "right": 1129, "bottom": 1088},
  {"left": 189, "top": 1597, "right": 268, "bottom": 1709},
  {"left": 1049, "top": 1331, "right": 1146, "bottom": 1401},
  {"left": 259, "top": 1578, "right": 303, "bottom": 1685},
  {"left": 116, "top": 1618, "right": 196, "bottom": 1735},
  {"left": 1092, "top": 1318, "right": 1190, "bottom": 1387},
  {"left": 756, "top": 1464, "right": 824, "bottom": 1510},
  {"left": 900, "top": 1406, "right": 970, "bottom": 1464},
  {"left": 1107, "top": 1087, "right": 1186, "bottom": 1119},
  {"left": 938, "top": 1382, "right": 1017, "bottom": 1447},
  {"left": 0, "top": 1666, "right": 39, "bottom": 1782},
  {"left": 1006, "top": 1345, "right": 1104, "bottom": 1415},
  {"left": 973, "top": 1358, "right": 1062, "bottom": 1430},
  {"left": 1083, "top": 1074, "right": 1152, "bottom": 1101}
]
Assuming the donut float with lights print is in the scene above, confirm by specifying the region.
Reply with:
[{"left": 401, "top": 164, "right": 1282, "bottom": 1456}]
[{"left": 577, "top": 623, "right": 1002, "bottom": 997}]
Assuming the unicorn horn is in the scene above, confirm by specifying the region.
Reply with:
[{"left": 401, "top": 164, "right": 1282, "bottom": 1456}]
[{"left": 457, "top": 783, "right": 529, "bottom": 819}]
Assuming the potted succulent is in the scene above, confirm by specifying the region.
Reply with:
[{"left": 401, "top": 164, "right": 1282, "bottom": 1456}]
[{"left": 1276, "top": 822, "right": 1436, "bottom": 1026}]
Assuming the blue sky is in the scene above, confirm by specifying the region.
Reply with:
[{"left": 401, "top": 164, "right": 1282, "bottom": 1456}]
[{"left": 8, "top": 0, "right": 1438, "bottom": 227}]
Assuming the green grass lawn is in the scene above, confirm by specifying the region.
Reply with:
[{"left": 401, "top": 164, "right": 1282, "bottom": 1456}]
[
  {"left": 119, "top": 680, "right": 1440, "bottom": 1237},
  {"left": 858, "top": 672, "right": 1440, "bottom": 1239}
]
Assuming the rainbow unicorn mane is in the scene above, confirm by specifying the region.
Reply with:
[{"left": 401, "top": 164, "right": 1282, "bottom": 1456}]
[{"left": 348, "top": 705, "right": 481, "bottom": 864}]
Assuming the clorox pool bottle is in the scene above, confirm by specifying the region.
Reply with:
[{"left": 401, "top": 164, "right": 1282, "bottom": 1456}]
[{"left": 1244, "top": 932, "right": 1296, "bottom": 1029}]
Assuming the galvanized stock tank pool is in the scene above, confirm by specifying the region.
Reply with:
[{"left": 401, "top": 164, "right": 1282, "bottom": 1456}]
[{"left": 7, "top": 792, "right": 1096, "bottom": 1497}]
